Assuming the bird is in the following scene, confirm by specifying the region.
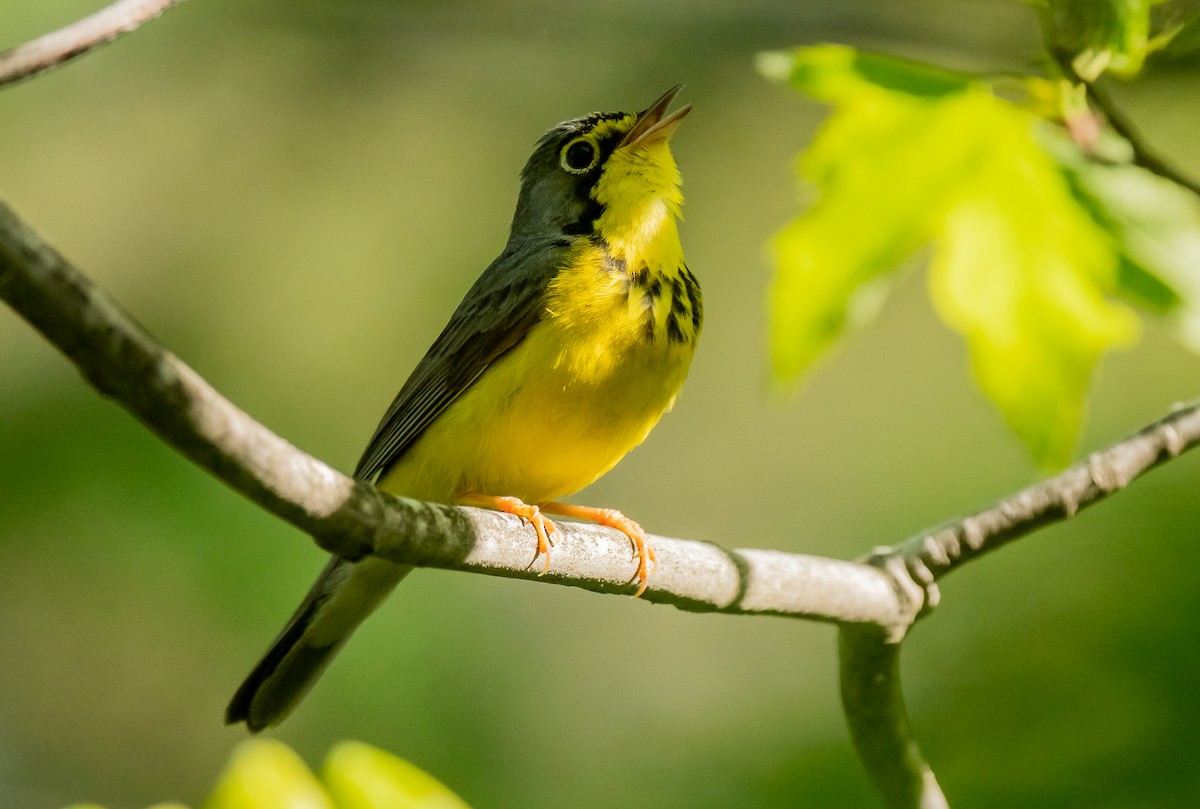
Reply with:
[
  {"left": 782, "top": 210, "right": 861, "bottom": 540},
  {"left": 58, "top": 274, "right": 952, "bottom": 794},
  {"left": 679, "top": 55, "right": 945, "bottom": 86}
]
[{"left": 226, "top": 86, "right": 701, "bottom": 731}]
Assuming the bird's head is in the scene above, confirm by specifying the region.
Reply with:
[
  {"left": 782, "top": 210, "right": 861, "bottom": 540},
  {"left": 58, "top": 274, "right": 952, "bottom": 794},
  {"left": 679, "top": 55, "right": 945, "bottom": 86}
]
[{"left": 509, "top": 86, "right": 690, "bottom": 250}]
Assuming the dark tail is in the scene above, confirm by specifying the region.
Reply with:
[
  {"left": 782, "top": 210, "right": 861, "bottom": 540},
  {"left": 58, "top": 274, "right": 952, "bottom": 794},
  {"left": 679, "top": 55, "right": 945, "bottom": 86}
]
[{"left": 226, "top": 556, "right": 411, "bottom": 731}]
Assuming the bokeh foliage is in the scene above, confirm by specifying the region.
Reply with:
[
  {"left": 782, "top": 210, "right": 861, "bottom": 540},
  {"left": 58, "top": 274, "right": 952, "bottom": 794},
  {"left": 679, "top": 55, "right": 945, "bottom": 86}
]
[
  {"left": 66, "top": 740, "right": 470, "bottom": 809},
  {"left": 762, "top": 0, "right": 1200, "bottom": 466}
]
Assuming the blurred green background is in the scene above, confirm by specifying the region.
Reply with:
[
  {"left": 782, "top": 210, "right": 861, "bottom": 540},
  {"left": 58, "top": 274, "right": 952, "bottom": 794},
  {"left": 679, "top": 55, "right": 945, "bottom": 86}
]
[{"left": 2, "top": 1, "right": 1199, "bottom": 807}]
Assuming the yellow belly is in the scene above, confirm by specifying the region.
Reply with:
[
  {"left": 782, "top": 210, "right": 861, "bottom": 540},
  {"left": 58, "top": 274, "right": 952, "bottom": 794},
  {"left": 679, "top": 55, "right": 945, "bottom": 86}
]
[{"left": 377, "top": 313, "right": 694, "bottom": 505}]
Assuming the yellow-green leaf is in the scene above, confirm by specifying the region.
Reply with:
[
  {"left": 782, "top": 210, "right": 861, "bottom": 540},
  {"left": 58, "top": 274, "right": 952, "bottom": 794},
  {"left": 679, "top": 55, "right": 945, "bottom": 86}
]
[
  {"left": 927, "top": 97, "right": 1139, "bottom": 465},
  {"left": 758, "top": 45, "right": 973, "bottom": 102},
  {"left": 928, "top": 135, "right": 1139, "bottom": 465},
  {"left": 764, "top": 46, "right": 1142, "bottom": 465},
  {"left": 204, "top": 740, "right": 332, "bottom": 809},
  {"left": 1048, "top": 129, "right": 1200, "bottom": 347},
  {"left": 323, "top": 741, "right": 472, "bottom": 809},
  {"left": 766, "top": 69, "right": 987, "bottom": 380}
]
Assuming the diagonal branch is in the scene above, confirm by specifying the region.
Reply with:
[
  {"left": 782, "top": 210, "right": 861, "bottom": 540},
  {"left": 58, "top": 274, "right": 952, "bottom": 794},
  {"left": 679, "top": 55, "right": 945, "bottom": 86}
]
[
  {"left": 1048, "top": 49, "right": 1200, "bottom": 199},
  {"left": 1084, "top": 78, "right": 1200, "bottom": 198},
  {"left": 839, "top": 401, "right": 1200, "bottom": 809},
  {"left": 890, "top": 403, "right": 1199, "bottom": 583},
  {"left": 0, "top": 0, "right": 185, "bottom": 88}
]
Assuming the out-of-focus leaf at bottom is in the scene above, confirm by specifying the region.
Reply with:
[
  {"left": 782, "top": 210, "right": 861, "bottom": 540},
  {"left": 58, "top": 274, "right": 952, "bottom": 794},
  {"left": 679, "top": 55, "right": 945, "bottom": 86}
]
[
  {"left": 204, "top": 740, "right": 331, "bottom": 809},
  {"left": 323, "top": 741, "right": 472, "bottom": 809}
]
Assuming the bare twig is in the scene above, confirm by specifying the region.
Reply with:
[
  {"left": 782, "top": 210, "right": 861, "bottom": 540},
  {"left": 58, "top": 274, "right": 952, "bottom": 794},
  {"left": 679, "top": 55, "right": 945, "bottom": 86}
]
[
  {"left": 1049, "top": 50, "right": 1200, "bottom": 198},
  {"left": 1084, "top": 79, "right": 1200, "bottom": 198},
  {"left": 839, "top": 402, "right": 1200, "bottom": 809},
  {"left": 0, "top": 0, "right": 185, "bottom": 88},
  {"left": 892, "top": 405, "right": 1200, "bottom": 581}
]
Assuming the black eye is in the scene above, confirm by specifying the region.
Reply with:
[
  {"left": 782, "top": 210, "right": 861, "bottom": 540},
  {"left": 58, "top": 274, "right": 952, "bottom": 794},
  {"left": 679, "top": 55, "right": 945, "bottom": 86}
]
[{"left": 561, "top": 139, "right": 598, "bottom": 173}]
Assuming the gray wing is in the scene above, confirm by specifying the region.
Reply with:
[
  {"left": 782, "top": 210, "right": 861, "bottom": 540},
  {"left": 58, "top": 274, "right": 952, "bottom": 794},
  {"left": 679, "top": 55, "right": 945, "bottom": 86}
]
[{"left": 352, "top": 239, "right": 566, "bottom": 482}]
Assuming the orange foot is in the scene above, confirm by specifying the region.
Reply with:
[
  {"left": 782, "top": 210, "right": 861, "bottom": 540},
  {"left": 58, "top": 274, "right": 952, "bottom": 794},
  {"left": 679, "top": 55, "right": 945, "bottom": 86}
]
[
  {"left": 460, "top": 493, "right": 558, "bottom": 574},
  {"left": 542, "top": 502, "right": 656, "bottom": 598}
]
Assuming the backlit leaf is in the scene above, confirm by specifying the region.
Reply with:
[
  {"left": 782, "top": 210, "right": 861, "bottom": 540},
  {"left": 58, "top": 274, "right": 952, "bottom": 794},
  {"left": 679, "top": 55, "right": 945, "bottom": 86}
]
[
  {"left": 323, "top": 741, "right": 472, "bottom": 809},
  {"left": 762, "top": 46, "right": 1143, "bottom": 465},
  {"left": 1048, "top": 130, "right": 1200, "bottom": 349},
  {"left": 204, "top": 740, "right": 332, "bottom": 809},
  {"left": 927, "top": 111, "right": 1139, "bottom": 464},
  {"left": 765, "top": 51, "right": 985, "bottom": 380}
]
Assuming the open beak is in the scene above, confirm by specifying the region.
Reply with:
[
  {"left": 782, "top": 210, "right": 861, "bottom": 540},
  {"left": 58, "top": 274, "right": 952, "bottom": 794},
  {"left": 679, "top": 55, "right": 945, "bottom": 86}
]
[{"left": 617, "top": 85, "right": 692, "bottom": 149}]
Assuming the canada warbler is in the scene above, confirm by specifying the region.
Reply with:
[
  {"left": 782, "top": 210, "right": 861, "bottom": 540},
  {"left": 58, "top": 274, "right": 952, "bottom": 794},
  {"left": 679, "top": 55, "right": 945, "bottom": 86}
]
[{"left": 227, "top": 86, "right": 700, "bottom": 731}]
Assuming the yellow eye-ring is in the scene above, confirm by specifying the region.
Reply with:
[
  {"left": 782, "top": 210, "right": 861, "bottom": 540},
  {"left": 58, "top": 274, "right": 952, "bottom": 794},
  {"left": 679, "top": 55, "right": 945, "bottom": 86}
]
[{"left": 560, "top": 137, "right": 599, "bottom": 174}]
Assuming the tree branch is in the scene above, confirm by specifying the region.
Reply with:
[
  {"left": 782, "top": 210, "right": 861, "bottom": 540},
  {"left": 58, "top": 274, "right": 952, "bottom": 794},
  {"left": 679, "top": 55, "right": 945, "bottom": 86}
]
[
  {"left": 839, "top": 401, "right": 1200, "bottom": 808},
  {"left": 0, "top": 0, "right": 185, "bottom": 88},
  {"left": 1048, "top": 49, "right": 1200, "bottom": 198},
  {"left": 889, "top": 404, "right": 1199, "bottom": 582},
  {"left": 840, "top": 626, "right": 948, "bottom": 809},
  {"left": 1084, "top": 78, "right": 1200, "bottom": 198}
]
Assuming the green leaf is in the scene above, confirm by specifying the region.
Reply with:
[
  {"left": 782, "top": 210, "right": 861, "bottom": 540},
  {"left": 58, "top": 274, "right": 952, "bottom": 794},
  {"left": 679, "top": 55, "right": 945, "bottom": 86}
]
[
  {"left": 323, "top": 742, "right": 472, "bottom": 809},
  {"left": 1047, "top": 129, "right": 1200, "bottom": 347},
  {"left": 757, "top": 45, "right": 974, "bottom": 103},
  {"left": 1047, "top": 0, "right": 1152, "bottom": 78},
  {"left": 927, "top": 111, "right": 1139, "bottom": 465},
  {"left": 204, "top": 740, "right": 333, "bottom": 809},
  {"left": 763, "top": 54, "right": 986, "bottom": 380},
  {"left": 763, "top": 47, "right": 1141, "bottom": 465}
]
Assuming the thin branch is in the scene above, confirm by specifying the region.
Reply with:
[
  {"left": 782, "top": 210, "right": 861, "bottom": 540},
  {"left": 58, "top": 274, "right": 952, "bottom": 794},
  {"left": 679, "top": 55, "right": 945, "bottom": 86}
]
[
  {"left": 1084, "top": 79, "right": 1200, "bottom": 198},
  {"left": 0, "top": 0, "right": 185, "bottom": 88},
  {"left": 1049, "top": 49, "right": 1200, "bottom": 198},
  {"left": 840, "top": 626, "right": 948, "bottom": 809},
  {"left": 891, "top": 402, "right": 1200, "bottom": 583},
  {"left": 839, "top": 401, "right": 1200, "bottom": 809}
]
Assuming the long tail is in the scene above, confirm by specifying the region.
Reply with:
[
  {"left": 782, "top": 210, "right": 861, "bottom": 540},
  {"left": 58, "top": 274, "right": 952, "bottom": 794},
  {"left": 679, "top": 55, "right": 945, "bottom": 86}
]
[{"left": 226, "top": 556, "right": 412, "bottom": 731}]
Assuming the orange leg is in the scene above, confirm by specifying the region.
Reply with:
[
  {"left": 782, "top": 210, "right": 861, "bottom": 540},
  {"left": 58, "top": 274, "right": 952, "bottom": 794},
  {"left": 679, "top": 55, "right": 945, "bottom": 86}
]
[
  {"left": 460, "top": 493, "right": 558, "bottom": 574},
  {"left": 541, "top": 502, "right": 656, "bottom": 598}
]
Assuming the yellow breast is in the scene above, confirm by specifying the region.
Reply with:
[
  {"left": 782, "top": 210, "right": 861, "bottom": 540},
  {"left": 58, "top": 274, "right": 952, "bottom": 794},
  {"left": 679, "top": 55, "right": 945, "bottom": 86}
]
[{"left": 378, "top": 235, "right": 700, "bottom": 506}]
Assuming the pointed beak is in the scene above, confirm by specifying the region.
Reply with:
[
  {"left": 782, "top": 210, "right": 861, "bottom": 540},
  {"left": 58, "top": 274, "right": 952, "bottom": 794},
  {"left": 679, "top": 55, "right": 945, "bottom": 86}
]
[{"left": 617, "top": 85, "right": 692, "bottom": 149}]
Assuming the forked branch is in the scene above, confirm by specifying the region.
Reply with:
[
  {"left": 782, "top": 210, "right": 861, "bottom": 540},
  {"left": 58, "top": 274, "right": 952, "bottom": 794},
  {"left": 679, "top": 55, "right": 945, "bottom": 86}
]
[{"left": 840, "top": 400, "right": 1200, "bottom": 808}]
